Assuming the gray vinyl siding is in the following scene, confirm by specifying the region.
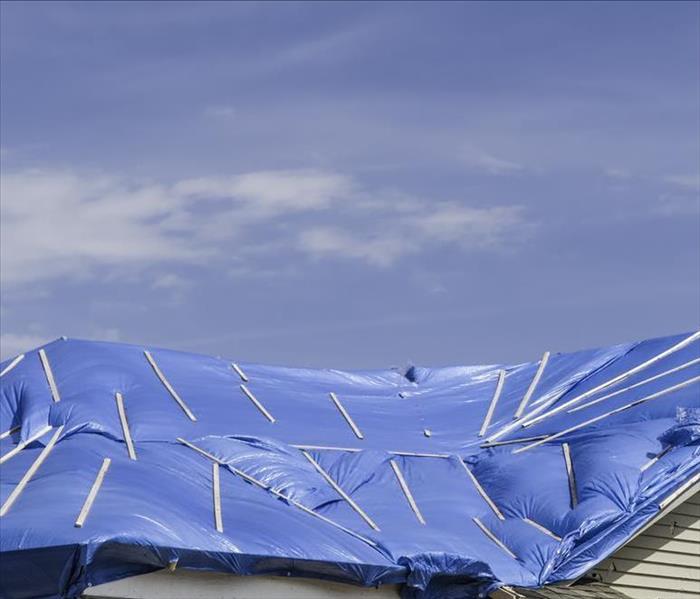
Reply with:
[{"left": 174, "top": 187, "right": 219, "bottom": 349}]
[{"left": 593, "top": 492, "right": 700, "bottom": 599}]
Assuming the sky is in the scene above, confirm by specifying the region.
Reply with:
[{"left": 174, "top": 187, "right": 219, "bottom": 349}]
[{"left": 1, "top": 1, "right": 699, "bottom": 368}]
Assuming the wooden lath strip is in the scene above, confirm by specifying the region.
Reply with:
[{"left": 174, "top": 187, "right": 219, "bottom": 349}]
[
  {"left": 0, "top": 426, "right": 64, "bottom": 517},
  {"left": 522, "top": 330, "right": 700, "bottom": 428},
  {"left": 231, "top": 363, "right": 248, "bottom": 382},
  {"left": 329, "top": 392, "right": 364, "bottom": 440},
  {"left": 522, "top": 517, "right": 562, "bottom": 541},
  {"left": 301, "top": 450, "right": 380, "bottom": 531},
  {"left": 0, "top": 425, "right": 20, "bottom": 441},
  {"left": 567, "top": 357, "right": 700, "bottom": 415},
  {"left": 38, "top": 349, "right": 61, "bottom": 403},
  {"left": 480, "top": 435, "right": 548, "bottom": 448},
  {"left": 176, "top": 437, "right": 378, "bottom": 549},
  {"left": 513, "top": 352, "right": 550, "bottom": 420},
  {"left": 0, "top": 354, "right": 24, "bottom": 377},
  {"left": 240, "top": 384, "right": 275, "bottom": 423},
  {"left": 75, "top": 458, "right": 111, "bottom": 527},
  {"left": 458, "top": 459, "right": 505, "bottom": 520},
  {"left": 473, "top": 516, "right": 517, "bottom": 559},
  {"left": 562, "top": 443, "right": 578, "bottom": 508},
  {"left": 479, "top": 370, "right": 505, "bottom": 437},
  {"left": 115, "top": 392, "right": 137, "bottom": 460},
  {"left": 0, "top": 425, "right": 53, "bottom": 465},
  {"left": 640, "top": 446, "right": 673, "bottom": 473},
  {"left": 144, "top": 350, "right": 197, "bottom": 421},
  {"left": 389, "top": 459, "right": 426, "bottom": 525},
  {"left": 291, "top": 444, "right": 451, "bottom": 458},
  {"left": 514, "top": 375, "right": 700, "bottom": 454},
  {"left": 212, "top": 462, "right": 223, "bottom": 532}
]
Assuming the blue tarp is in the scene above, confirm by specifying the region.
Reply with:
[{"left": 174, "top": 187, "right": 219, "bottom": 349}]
[{"left": 0, "top": 332, "right": 698, "bottom": 599}]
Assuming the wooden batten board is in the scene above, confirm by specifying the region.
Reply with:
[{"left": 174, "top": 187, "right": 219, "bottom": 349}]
[
  {"left": 0, "top": 354, "right": 24, "bottom": 377},
  {"left": 389, "top": 460, "right": 425, "bottom": 525},
  {"left": 479, "top": 370, "right": 505, "bottom": 437},
  {"left": 0, "top": 426, "right": 64, "bottom": 517},
  {"left": 144, "top": 351, "right": 197, "bottom": 421},
  {"left": 513, "top": 351, "right": 550, "bottom": 420},
  {"left": 115, "top": 393, "right": 137, "bottom": 460},
  {"left": 75, "top": 458, "right": 111, "bottom": 527},
  {"left": 329, "top": 392, "right": 364, "bottom": 440},
  {"left": 38, "top": 349, "right": 61, "bottom": 402}
]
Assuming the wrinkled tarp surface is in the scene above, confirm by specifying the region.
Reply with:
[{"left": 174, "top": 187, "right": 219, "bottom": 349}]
[{"left": 1, "top": 332, "right": 699, "bottom": 599}]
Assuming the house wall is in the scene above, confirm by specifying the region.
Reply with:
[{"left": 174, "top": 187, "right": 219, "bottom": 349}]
[
  {"left": 592, "top": 491, "right": 700, "bottom": 599},
  {"left": 83, "top": 569, "right": 401, "bottom": 599}
]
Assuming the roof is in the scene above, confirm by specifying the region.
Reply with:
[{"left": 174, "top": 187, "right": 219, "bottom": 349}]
[{"left": 1, "top": 332, "right": 699, "bottom": 599}]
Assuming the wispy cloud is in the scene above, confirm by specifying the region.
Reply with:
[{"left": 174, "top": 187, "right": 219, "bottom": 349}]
[
  {"left": 665, "top": 174, "right": 700, "bottom": 191},
  {"left": 460, "top": 147, "right": 524, "bottom": 175},
  {"left": 203, "top": 105, "right": 237, "bottom": 120},
  {"left": 1, "top": 167, "right": 530, "bottom": 288}
]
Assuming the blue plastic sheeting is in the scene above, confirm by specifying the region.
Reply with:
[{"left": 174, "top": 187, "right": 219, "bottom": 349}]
[{"left": 1, "top": 332, "right": 699, "bottom": 599}]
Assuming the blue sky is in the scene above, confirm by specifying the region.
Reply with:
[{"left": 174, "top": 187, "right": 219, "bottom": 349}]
[{"left": 1, "top": 1, "right": 699, "bottom": 367}]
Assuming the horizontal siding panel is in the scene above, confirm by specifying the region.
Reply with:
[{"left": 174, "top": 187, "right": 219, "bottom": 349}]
[
  {"left": 595, "top": 556, "right": 698, "bottom": 580},
  {"left": 671, "top": 503, "right": 700, "bottom": 518},
  {"left": 625, "top": 533, "right": 698, "bottom": 554},
  {"left": 656, "top": 510, "right": 700, "bottom": 530},
  {"left": 596, "top": 570, "right": 700, "bottom": 592},
  {"left": 611, "top": 584, "right": 700, "bottom": 599},
  {"left": 609, "top": 544, "right": 700, "bottom": 567},
  {"left": 644, "top": 523, "right": 699, "bottom": 543}
]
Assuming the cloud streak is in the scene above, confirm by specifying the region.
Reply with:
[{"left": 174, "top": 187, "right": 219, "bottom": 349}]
[{"left": 1, "top": 167, "right": 529, "bottom": 288}]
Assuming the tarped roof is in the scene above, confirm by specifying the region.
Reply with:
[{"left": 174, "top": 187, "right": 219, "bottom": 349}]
[{"left": 1, "top": 332, "right": 699, "bottom": 599}]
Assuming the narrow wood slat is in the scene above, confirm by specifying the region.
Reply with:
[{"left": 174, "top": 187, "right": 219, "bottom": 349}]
[
  {"left": 641, "top": 446, "right": 673, "bottom": 472},
  {"left": 562, "top": 442, "right": 578, "bottom": 508},
  {"left": 240, "top": 384, "right": 275, "bottom": 423},
  {"left": 0, "top": 426, "right": 64, "bottom": 517},
  {"left": 480, "top": 434, "right": 548, "bottom": 448},
  {"left": 0, "top": 425, "right": 53, "bottom": 465},
  {"left": 231, "top": 363, "right": 248, "bottom": 382},
  {"left": 568, "top": 357, "right": 700, "bottom": 414},
  {"left": 75, "top": 458, "right": 111, "bottom": 527},
  {"left": 302, "top": 451, "right": 379, "bottom": 531},
  {"left": 458, "top": 459, "right": 504, "bottom": 520},
  {"left": 0, "top": 354, "right": 24, "bottom": 377},
  {"left": 473, "top": 516, "right": 517, "bottom": 559},
  {"left": 212, "top": 462, "right": 223, "bottom": 533},
  {"left": 177, "top": 437, "right": 378, "bottom": 549},
  {"left": 513, "top": 351, "right": 550, "bottom": 419},
  {"left": 115, "top": 392, "right": 137, "bottom": 460},
  {"left": 514, "top": 375, "right": 700, "bottom": 453},
  {"left": 0, "top": 425, "right": 20, "bottom": 441},
  {"left": 38, "top": 349, "right": 61, "bottom": 402},
  {"left": 390, "top": 460, "right": 425, "bottom": 525},
  {"left": 479, "top": 370, "right": 505, "bottom": 437},
  {"left": 144, "top": 350, "right": 197, "bottom": 421},
  {"left": 329, "top": 392, "right": 364, "bottom": 440},
  {"left": 522, "top": 330, "right": 700, "bottom": 428},
  {"left": 522, "top": 517, "right": 562, "bottom": 541}
]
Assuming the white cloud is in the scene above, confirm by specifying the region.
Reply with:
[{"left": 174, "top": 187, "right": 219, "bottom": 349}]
[
  {"left": 0, "top": 333, "right": 50, "bottom": 360},
  {"left": 1, "top": 167, "right": 529, "bottom": 287},
  {"left": 461, "top": 147, "right": 523, "bottom": 175},
  {"left": 299, "top": 204, "right": 526, "bottom": 266},
  {"left": 665, "top": 174, "right": 700, "bottom": 191}
]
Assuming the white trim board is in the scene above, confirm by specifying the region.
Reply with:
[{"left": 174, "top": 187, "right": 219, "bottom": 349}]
[{"left": 83, "top": 570, "right": 400, "bottom": 599}]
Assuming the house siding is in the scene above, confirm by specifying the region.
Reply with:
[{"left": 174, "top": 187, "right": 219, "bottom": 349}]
[{"left": 593, "top": 492, "right": 700, "bottom": 599}]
